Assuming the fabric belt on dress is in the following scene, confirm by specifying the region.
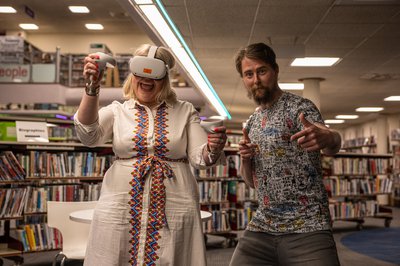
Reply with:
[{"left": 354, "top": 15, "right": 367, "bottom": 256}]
[{"left": 123, "top": 155, "right": 188, "bottom": 265}]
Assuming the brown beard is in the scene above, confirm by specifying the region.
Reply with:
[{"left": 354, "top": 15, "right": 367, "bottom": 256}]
[{"left": 248, "top": 85, "right": 273, "bottom": 106}]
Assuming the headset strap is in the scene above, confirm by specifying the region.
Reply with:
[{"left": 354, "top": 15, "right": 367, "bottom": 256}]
[{"left": 147, "top": 46, "right": 158, "bottom": 58}]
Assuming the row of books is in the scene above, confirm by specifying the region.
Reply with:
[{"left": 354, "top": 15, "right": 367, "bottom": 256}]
[
  {"left": 0, "top": 183, "right": 101, "bottom": 218},
  {"left": 329, "top": 200, "right": 379, "bottom": 220},
  {"left": 196, "top": 164, "right": 229, "bottom": 179},
  {"left": 325, "top": 157, "right": 390, "bottom": 175},
  {"left": 343, "top": 137, "right": 375, "bottom": 148},
  {"left": 198, "top": 181, "right": 228, "bottom": 203},
  {"left": 198, "top": 180, "right": 257, "bottom": 204},
  {"left": 0, "top": 188, "right": 26, "bottom": 218},
  {"left": 324, "top": 176, "right": 393, "bottom": 196},
  {"left": 202, "top": 210, "right": 231, "bottom": 233},
  {"left": 17, "top": 151, "right": 115, "bottom": 178},
  {"left": 10, "top": 223, "right": 62, "bottom": 252},
  {"left": 0, "top": 151, "right": 26, "bottom": 181},
  {"left": 195, "top": 154, "right": 240, "bottom": 178},
  {"left": 229, "top": 205, "right": 256, "bottom": 231},
  {"left": 24, "top": 183, "right": 102, "bottom": 213},
  {"left": 48, "top": 126, "right": 77, "bottom": 141}
]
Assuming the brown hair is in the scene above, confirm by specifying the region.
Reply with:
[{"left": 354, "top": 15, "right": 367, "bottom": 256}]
[
  {"left": 235, "top": 42, "right": 278, "bottom": 77},
  {"left": 122, "top": 44, "right": 177, "bottom": 103}
]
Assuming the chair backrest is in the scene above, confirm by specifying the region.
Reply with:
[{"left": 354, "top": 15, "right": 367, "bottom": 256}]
[{"left": 47, "top": 201, "right": 98, "bottom": 258}]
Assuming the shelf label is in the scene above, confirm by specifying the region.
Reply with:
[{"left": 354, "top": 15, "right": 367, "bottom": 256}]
[{"left": 16, "top": 121, "right": 49, "bottom": 143}]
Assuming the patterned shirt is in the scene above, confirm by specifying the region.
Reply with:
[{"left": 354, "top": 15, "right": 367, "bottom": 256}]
[{"left": 246, "top": 91, "right": 332, "bottom": 234}]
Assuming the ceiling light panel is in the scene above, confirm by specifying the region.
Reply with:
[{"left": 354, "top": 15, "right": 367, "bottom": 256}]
[
  {"left": 85, "top": 24, "right": 104, "bottom": 30},
  {"left": 384, "top": 96, "right": 400, "bottom": 101},
  {"left": 335, "top": 115, "right": 359, "bottom": 119},
  {"left": 356, "top": 107, "right": 384, "bottom": 112},
  {"left": 0, "top": 6, "right": 16, "bottom": 13},
  {"left": 69, "top": 6, "right": 90, "bottom": 13},
  {"left": 19, "top": 24, "right": 39, "bottom": 30},
  {"left": 279, "top": 83, "right": 304, "bottom": 90},
  {"left": 291, "top": 57, "right": 341, "bottom": 67},
  {"left": 325, "top": 119, "right": 345, "bottom": 124}
]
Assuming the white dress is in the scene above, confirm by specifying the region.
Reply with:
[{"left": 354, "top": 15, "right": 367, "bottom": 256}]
[{"left": 74, "top": 99, "right": 218, "bottom": 266}]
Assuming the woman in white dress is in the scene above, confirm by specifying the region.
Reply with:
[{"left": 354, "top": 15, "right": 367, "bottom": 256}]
[{"left": 74, "top": 44, "right": 227, "bottom": 266}]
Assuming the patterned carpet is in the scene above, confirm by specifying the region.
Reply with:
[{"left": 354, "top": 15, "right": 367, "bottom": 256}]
[{"left": 341, "top": 227, "right": 400, "bottom": 265}]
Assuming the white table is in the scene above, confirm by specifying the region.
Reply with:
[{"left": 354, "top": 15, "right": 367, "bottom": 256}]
[{"left": 70, "top": 209, "right": 212, "bottom": 224}]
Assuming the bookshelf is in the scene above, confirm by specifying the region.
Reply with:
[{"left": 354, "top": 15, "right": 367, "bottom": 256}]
[
  {"left": 342, "top": 137, "right": 377, "bottom": 154},
  {"left": 391, "top": 129, "right": 400, "bottom": 207},
  {"left": 0, "top": 113, "right": 108, "bottom": 261},
  {"left": 195, "top": 131, "right": 257, "bottom": 248},
  {"left": 322, "top": 152, "right": 393, "bottom": 229}
]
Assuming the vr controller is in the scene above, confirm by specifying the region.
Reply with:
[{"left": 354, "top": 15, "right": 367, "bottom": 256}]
[
  {"left": 129, "top": 46, "right": 168, "bottom": 80},
  {"left": 94, "top": 52, "right": 116, "bottom": 70},
  {"left": 88, "top": 52, "right": 116, "bottom": 87}
]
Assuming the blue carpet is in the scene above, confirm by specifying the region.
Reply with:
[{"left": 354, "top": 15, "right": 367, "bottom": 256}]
[{"left": 341, "top": 227, "right": 400, "bottom": 264}]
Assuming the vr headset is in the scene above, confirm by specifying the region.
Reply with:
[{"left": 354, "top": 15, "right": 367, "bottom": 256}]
[{"left": 129, "top": 46, "right": 168, "bottom": 80}]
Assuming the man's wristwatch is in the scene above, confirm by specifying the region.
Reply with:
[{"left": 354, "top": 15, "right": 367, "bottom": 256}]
[{"left": 85, "top": 82, "right": 100, "bottom": 96}]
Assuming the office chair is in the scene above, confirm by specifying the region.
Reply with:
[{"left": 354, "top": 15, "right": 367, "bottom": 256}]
[{"left": 47, "top": 201, "right": 98, "bottom": 266}]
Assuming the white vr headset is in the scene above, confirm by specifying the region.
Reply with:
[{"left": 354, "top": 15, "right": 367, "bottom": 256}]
[{"left": 129, "top": 46, "right": 168, "bottom": 80}]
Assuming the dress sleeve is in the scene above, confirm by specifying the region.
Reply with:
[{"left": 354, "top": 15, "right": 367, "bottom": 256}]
[
  {"left": 74, "top": 104, "right": 114, "bottom": 147},
  {"left": 185, "top": 103, "right": 225, "bottom": 169}
]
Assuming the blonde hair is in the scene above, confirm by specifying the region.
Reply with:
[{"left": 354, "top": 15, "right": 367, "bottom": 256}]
[{"left": 122, "top": 44, "right": 177, "bottom": 104}]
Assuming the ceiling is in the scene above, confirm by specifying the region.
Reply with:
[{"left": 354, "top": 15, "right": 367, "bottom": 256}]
[{"left": 1, "top": 0, "right": 400, "bottom": 130}]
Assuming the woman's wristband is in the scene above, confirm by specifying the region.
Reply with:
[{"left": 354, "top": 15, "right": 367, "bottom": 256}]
[
  {"left": 85, "top": 82, "right": 100, "bottom": 96},
  {"left": 206, "top": 144, "right": 221, "bottom": 162}
]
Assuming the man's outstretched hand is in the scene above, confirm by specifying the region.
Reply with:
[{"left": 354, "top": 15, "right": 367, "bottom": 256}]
[{"left": 290, "top": 113, "right": 341, "bottom": 154}]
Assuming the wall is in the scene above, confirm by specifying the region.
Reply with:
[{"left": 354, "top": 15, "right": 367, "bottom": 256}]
[{"left": 26, "top": 33, "right": 152, "bottom": 55}]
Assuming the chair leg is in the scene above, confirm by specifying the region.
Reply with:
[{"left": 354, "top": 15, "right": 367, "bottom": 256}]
[
  {"left": 53, "top": 251, "right": 66, "bottom": 266},
  {"left": 60, "top": 256, "right": 67, "bottom": 266}
]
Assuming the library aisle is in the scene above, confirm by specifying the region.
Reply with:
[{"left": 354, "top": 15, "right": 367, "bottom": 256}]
[{"left": 0, "top": 207, "right": 398, "bottom": 266}]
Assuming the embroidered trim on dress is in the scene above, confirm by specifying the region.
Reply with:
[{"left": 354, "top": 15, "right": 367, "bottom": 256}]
[{"left": 129, "top": 103, "right": 176, "bottom": 266}]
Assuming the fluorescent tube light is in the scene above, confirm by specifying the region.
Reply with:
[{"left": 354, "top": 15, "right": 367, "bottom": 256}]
[
  {"left": 134, "top": 0, "right": 153, "bottom": 4},
  {"left": 384, "top": 96, "right": 400, "bottom": 101},
  {"left": 139, "top": 5, "right": 181, "bottom": 48},
  {"left": 356, "top": 107, "right": 384, "bottom": 112},
  {"left": 132, "top": 0, "right": 231, "bottom": 119},
  {"left": 325, "top": 119, "right": 345, "bottom": 124},
  {"left": 335, "top": 115, "right": 359, "bottom": 119},
  {"left": 291, "top": 57, "right": 340, "bottom": 67},
  {"left": 19, "top": 24, "right": 39, "bottom": 30},
  {"left": 69, "top": 6, "right": 90, "bottom": 13},
  {"left": 0, "top": 6, "right": 16, "bottom": 13},
  {"left": 279, "top": 83, "right": 304, "bottom": 90},
  {"left": 85, "top": 24, "right": 104, "bottom": 30}
]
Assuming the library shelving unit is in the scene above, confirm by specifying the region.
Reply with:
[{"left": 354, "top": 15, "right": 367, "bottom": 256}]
[
  {"left": 195, "top": 131, "right": 257, "bottom": 248},
  {"left": 322, "top": 152, "right": 393, "bottom": 230},
  {"left": 0, "top": 36, "right": 43, "bottom": 65},
  {"left": 0, "top": 111, "right": 110, "bottom": 263},
  {"left": 342, "top": 137, "right": 377, "bottom": 154},
  {"left": 391, "top": 129, "right": 400, "bottom": 207},
  {"left": 59, "top": 53, "right": 87, "bottom": 88}
]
